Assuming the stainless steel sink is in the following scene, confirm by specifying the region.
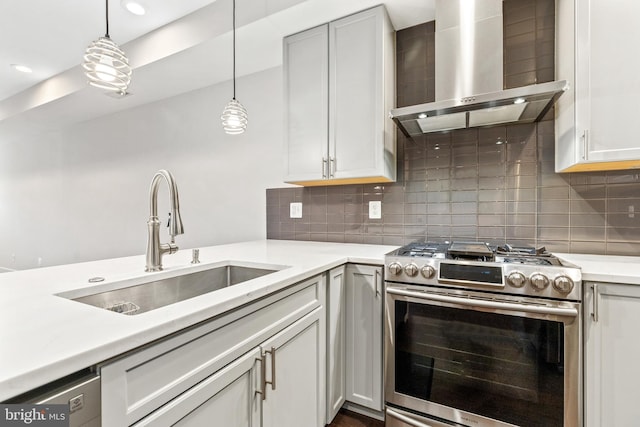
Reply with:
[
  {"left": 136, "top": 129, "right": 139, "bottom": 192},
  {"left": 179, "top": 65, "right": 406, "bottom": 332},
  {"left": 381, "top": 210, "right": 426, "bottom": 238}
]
[{"left": 71, "top": 263, "right": 283, "bottom": 315}]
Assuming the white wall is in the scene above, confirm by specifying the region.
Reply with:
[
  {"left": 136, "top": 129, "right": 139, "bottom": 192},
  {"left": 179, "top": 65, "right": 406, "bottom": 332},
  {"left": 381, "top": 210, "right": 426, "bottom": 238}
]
[{"left": 0, "top": 66, "right": 287, "bottom": 270}]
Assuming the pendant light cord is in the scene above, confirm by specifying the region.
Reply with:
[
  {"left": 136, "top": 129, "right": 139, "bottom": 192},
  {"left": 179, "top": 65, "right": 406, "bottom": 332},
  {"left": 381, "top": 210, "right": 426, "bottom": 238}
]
[
  {"left": 232, "top": 0, "right": 236, "bottom": 100},
  {"left": 105, "top": 0, "right": 110, "bottom": 38}
]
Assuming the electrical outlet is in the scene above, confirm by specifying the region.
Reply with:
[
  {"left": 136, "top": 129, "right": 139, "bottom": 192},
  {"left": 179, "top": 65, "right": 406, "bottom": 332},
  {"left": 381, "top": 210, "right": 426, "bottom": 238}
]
[
  {"left": 369, "top": 201, "right": 382, "bottom": 219},
  {"left": 290, "top": 202, "right": 303, "bottom": 218}
]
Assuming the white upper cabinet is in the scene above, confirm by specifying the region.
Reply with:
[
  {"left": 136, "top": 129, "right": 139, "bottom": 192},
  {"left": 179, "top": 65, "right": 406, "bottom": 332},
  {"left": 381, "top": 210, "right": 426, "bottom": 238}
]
[
  {"left": 283, "top": 25, "right": 329, "bottom": 183},
  {"left": 284, "top": 5, "right": 396, "bottom": 186},
  {"left": 556, "top": 0, "right": 640, "bottom": 172}
]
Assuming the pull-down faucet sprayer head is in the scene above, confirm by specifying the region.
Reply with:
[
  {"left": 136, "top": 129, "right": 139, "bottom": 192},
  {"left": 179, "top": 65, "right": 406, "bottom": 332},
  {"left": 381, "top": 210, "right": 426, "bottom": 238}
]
[
  {"left": 169, "top": 207, "right": 184, "bottom": 238},
  {"left": 146, "top": 169, "right": 184, "bottom": 272},
  {"left": 166, "top": 172, "right": 184, "bottom": 238}
]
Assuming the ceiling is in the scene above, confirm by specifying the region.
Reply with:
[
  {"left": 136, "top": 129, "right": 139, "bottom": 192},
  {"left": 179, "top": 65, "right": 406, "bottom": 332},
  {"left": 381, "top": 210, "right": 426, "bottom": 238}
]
[{"left": 0, "top": 0, "right": 435, "bottom": 129}]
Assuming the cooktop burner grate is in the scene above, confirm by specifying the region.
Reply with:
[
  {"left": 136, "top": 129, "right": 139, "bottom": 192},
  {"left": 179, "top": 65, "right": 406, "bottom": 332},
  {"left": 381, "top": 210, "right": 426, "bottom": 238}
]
[
  {"left": 397, "top": 243, "right": 449, "bottom": 258},
  {"left": 393, "top": 241, "right": 564, "bottom": 265}
]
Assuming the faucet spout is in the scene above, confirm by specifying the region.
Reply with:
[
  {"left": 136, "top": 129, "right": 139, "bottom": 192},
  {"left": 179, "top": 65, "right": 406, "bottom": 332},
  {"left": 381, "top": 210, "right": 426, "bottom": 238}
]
[{"left": 145, "top": 170, "right": 184, "bottom": 272}]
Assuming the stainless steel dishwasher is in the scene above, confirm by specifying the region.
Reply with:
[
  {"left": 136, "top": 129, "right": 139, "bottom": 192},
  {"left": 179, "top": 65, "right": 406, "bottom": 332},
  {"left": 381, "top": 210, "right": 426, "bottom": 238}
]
[{"left": 5, "top": 370, "right": 100, "bottom": 426}]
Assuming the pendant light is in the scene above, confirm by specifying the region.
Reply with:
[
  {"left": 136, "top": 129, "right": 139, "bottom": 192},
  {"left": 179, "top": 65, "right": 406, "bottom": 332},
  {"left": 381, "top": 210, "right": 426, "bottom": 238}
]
[
  {"left": 83, "top": 0, "right": 132, "bottom": 95},
  {"left": 221, "top": 0, "right": 248, "bottom": 135}
]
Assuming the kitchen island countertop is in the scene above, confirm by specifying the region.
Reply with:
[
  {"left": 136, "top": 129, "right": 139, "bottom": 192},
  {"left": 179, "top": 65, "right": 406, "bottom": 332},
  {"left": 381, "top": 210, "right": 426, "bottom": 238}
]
[
  {"left": 3, "top": 241, "right": 640, "bottom": 401},
  {"left": 0, "top": 240, "right": 397, "bottom": 401}
]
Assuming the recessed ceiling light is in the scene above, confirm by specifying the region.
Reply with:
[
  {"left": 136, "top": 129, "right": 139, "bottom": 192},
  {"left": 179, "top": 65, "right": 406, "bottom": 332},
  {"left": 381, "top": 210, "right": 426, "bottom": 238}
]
[
  {"left": 10, "top": 64, "right": 32, "bottom": 73},
  {"left": 514, "top": 97, "right": 526, "bottom": 104},
  {"left": 418, "top": 113, "right": 427, "bottom": 119},
  {"left": 121, "top": 0, "right": 146, "bottom": 16}
]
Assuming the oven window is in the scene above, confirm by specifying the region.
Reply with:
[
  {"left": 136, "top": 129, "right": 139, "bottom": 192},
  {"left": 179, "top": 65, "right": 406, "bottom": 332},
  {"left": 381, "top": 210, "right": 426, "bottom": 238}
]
[{"left": 394, "top": 300, "right": 564, "bottom": 427}]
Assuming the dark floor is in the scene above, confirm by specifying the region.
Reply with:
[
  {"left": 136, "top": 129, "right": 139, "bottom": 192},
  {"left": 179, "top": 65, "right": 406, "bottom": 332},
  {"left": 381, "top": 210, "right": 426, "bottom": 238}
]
[{"left": 328, "top": 409, "right": 385, "bottom": 427}]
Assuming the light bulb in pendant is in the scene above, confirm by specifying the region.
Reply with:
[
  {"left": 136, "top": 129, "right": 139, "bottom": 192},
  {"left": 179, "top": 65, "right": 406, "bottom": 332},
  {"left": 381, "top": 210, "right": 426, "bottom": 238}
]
[
  {"left": 83, "top": 36, "right": 131, "bottom": 93},
  {"left": 83, "top": 0, "right": 131, "bottom": 95},
  {"left": 221, "top": 99, "right": 248, "bottom": 135},
  {"left": 94, "top": 57, "right": 116, "bottom": 82}
]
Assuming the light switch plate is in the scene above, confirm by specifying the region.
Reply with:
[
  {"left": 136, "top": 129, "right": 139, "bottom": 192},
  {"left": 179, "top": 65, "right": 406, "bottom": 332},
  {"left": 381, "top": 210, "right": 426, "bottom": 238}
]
[
  {"left": 369, "top": 201, "right": 382, "bottom": 219},
  {"left": 290, "top": 202, "right": 303, "bottom": 218}
]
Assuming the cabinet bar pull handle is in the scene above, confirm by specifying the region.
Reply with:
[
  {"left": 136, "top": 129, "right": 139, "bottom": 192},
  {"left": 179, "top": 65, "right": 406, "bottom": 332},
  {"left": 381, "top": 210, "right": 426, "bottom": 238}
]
[
  {"left": 375, "top": 269, "right": 381, "bottom": 297},
  {"left": 255, "top": 356, "right": 267, "bottom": 400},
  {"left": 322, "top": 158, "right": 328, "bottom": 178},
  {"left": 330, "top": 157, "right": 336, "bottom": 178},
  {"left": 265, "top": 347, "right": 276, "bottom": 390},
  {"left": 591, "top": 283, "right": 599, "bottom": 322},
  {"left": 581, "top": 129, "right": 589, "bottom": 160}
]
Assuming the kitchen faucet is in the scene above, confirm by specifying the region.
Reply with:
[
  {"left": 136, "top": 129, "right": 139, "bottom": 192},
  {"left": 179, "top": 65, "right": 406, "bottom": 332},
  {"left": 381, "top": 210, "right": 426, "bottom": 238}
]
[{"left": 145, "top": 169, "right": 184, "bottom": 271}]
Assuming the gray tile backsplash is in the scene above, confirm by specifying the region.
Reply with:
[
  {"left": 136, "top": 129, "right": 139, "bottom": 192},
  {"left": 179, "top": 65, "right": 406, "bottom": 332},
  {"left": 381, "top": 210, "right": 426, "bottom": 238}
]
[{"left": 267, "top": 0, "right": 640, "bottom": 256}]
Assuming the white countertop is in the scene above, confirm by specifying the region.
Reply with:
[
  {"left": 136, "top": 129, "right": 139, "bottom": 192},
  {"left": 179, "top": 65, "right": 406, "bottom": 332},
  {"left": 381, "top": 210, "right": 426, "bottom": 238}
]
[
  {"left": 556, "top": 253, "right": 640, "bottom": 285},
  {"left": 0, "top": 240, "right": 397, "bottom": 401},
  {"left": 3, "top": 241, "right": 640, "bottom": 401}
]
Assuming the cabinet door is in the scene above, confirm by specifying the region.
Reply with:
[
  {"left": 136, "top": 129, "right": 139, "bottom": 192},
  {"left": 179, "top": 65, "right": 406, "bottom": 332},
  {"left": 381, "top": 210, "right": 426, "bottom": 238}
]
[
  {"left": 133, "top": 347, "right": 261, "bottom": 427},
  {"left": 283, "top": 25, "right": 329, "bottom": 183},
  {"left": 556, "top": 0, "right": 640, "bottom": 171},
  {"left": 329, "top": 6, "right": 394, "bottom": 181},
  {"left": 326, "top": 266, "right": 346, "bottom": 422},
  {"left": 345, "top": 264, "right": 383, "bottom": 411},
  {"left": 262, "top": 307, "right": 325, "bottom": 427},
  {"left": 585, "top": 282, "right": 640, "bottom": 426},
  {"left": 575, "top": 0, "right": 640, "bottom": 164}
]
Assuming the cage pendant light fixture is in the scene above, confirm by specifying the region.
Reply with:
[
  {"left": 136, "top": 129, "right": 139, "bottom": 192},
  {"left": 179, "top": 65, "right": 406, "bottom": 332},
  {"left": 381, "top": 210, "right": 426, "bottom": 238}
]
[
  {"left": 221, "top": 0, "right": 248, "bottom": 134},
  {"left": 83, "top": 0, "right": 132, "bottom": 95}
]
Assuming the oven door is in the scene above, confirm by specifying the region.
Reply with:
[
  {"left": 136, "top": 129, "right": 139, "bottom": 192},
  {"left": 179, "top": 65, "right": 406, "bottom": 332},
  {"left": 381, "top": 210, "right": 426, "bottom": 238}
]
[{"left": 385, "top": 285, "right": 581, "bottom": 427}]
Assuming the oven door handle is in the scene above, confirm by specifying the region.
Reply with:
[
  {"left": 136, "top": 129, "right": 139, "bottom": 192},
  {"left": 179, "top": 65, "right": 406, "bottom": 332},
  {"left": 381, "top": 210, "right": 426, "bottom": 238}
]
[
  {"left": 386, "top": 287, "right": 579, "bottom": 317},
  {"left": 386, "top": 407, "right": 450, "bottom": 427}
]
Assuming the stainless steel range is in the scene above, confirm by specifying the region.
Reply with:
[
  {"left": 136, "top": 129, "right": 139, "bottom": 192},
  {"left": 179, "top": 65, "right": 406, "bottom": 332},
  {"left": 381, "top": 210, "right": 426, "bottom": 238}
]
[{"left": 384, "top": 241, "right": 582, "bottom": 427}]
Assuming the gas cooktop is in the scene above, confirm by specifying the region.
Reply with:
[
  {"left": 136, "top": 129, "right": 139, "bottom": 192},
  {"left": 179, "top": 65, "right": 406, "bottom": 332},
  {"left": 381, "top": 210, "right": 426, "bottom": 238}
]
[{"left": 385, "top": 241, "right": 582, "bottom": 300}]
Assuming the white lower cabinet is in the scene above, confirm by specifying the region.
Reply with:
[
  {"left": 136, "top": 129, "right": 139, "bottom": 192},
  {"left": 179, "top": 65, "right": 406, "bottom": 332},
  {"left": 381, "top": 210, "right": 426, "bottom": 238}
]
[
  {"left": 262, "top": 308, "right": 325, "bottom": 427},
  {"left": 133, "top": 348, "right": 262, "bottom": 426},
  {"left": 345, "top": 264, "right": 383, "bottom": 412},
  {"left": 326, "top": 266, "right": 346, "bottom": 423},
  {"left": 585, "top": 282, "right": 640, "bottom": 426},
  {"left": 101, "top": 275, "right": 325, "bottom": 426},
  {"left": 100, "top": 263, "right": 387, "bottom": 427}
]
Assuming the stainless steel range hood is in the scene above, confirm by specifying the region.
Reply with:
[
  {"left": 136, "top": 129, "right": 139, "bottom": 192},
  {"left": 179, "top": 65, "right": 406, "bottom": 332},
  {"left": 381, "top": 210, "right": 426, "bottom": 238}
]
[
  {"left": 391, "top": 80, "right": 568, "bottom": 137},
  {"left": 390, "top": 0, "right": 568, "bottom": 137}
]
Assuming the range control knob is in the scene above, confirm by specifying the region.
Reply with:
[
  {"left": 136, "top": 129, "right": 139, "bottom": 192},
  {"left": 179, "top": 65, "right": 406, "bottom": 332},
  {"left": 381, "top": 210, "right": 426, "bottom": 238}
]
[
  {"left": 530, "top": 273, "right": 550, "bottom": 291},
  {"left": 388, "top": 262, "right": 403, "bottom": 276},
  {"left": 421, "top": 265, "right": 436, "bottom": 279},
  {"left": 404, "top": 263, "right": 419, "bottom": 277},
  {"left": 553, "top": 275, "right": 575, "bottom": 294},
  {"left": 507, "top": 272, "right": 527, "bottom": 288}
]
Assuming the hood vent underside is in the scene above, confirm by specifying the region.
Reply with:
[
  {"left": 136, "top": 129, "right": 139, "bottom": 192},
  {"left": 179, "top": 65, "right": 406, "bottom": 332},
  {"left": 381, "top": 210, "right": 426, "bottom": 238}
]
[{"left": 390, "top": 80, "right": 568, "bottom": 137}]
